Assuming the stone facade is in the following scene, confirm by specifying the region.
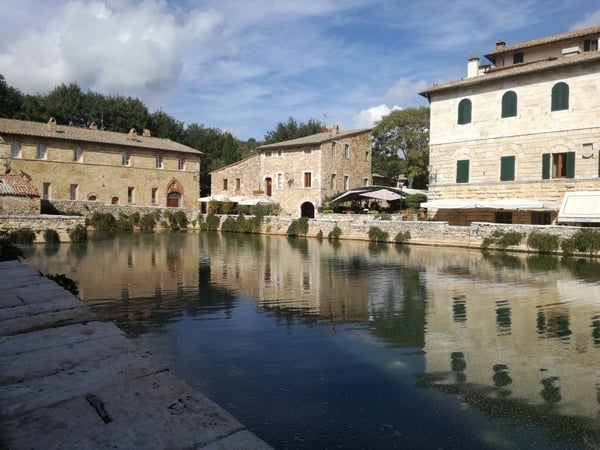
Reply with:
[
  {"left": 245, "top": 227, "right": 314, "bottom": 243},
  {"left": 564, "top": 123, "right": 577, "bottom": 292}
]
[
  {"left": 210, "top": 125, "right": 372, "bottom": 217},
  {"left": 0, "top": 118, "right": 202, "bottom": 210},
  {"left": 420, "top": 26, "right": 600, "bottom": 225}
]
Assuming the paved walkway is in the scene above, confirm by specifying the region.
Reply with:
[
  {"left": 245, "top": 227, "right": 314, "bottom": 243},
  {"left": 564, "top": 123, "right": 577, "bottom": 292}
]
[{"left": 0, "top": 260, "right": 273, "bottom": 450}]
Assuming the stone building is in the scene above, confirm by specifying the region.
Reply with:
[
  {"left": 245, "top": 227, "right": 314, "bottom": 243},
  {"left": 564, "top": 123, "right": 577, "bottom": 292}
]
[
  {"left": 210, "top": 125, "right": 372, "bottom": 217},
  {"left": 0, "top": 173, "right": 41, "bottom": 215},
  {"left": 419, "top": 26, "right": 600, "bottom": 225},
  {"left": 0, "top": 118, "right": 202, "bottom": 210}
]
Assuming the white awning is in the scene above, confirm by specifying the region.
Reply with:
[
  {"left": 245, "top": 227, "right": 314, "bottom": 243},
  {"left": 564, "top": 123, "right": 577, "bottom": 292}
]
[
  {"left": 422, "top": 198, "right": 559, "bottom": 210},
  {"left": 557, "top": 191, "right": 600, "bottom": 223}
]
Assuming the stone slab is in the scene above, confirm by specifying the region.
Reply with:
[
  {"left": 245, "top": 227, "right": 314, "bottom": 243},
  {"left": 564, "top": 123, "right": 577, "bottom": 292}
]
[
  {"left": 0, "top": 305, "right": 96, "bottom": 337},
  {"left": 1, "top": 371, "right": 271, "bottom": 450}
]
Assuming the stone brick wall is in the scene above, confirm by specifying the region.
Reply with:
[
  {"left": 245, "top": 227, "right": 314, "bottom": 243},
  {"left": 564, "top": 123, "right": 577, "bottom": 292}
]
[
  {"left": 0, "top": 197, "right": 40, "bottom": 215},
  {"left": 0, "top": 214, "right": 85, "bottom": 243}
]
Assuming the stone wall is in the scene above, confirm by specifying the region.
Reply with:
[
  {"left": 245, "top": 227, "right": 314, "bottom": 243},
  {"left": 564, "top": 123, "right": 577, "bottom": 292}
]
[
  {"left": 0, "top": 197, "right": 40, "bottom": 215},
  {"left": 0, "top": 214, "right": 85, "bottom": 243}
]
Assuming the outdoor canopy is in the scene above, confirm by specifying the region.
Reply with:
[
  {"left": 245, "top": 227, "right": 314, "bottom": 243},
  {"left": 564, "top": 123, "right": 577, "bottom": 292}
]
[{"left": 421, "top": 198, "right": 559, "bottom": 210}]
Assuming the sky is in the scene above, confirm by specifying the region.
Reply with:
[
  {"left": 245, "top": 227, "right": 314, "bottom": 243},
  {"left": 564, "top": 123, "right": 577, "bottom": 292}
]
[{"left": 1, "top": 1, "right": 600, "bottom": 141}]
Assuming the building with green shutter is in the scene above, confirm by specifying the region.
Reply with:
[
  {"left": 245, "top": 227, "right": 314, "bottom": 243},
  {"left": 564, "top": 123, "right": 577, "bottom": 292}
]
[{"left": 419, "top": 26, "right": 600, "bottom": 225}]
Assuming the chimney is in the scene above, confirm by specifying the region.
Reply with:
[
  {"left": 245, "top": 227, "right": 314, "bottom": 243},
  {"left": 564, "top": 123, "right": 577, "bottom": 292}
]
[
  {"left": 331, "top": 124, "right": 340, "bottom": 135},
  {"left": 89, "top": 122, "right": 98, "bottom": 130},
  {"left": 47, "top": 117, "right": 57, "bottom": 132},
  {"left": 496, "top": 40, "right": 506, "bottom": 51},
  {"left": 127, "top": 128, "right": 138, "bottom": 141},
  {"left": 467, "top": 56, "right": 480, "bottom": 78},
  {"left": 142, "top": 128, "right": 151, "bottom": 137}
]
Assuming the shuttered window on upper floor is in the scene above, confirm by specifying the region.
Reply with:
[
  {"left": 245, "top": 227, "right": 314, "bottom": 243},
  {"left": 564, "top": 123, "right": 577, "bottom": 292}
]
[
  {"left": 551, "top": 82, "right": 569, "bottom": 111},
  {"left": 501, "top": 91, "right": 517, "bottom": 118},
  {"left": 500, "top": 156, "right": 515, "bottom": 181},
  {"left": 542, "top": 152, "right": 575, "bottom": 179},
  {"left": 457, "top": 99, "right": 472, "bottom": 124},
  {"left": 456, "top": 159, "right": 470, "bottom": 183}
]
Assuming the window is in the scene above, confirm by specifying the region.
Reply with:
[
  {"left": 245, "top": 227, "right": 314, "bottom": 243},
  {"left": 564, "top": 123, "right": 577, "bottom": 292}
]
[
  {"left": 277, "top": 149, "right": 282, "bottom": 157},
  {"left": 122, "top": 151, "right": 130, "bottom": 166},
  {"left": 457, "top": 99, "right": 472, "bottom": 124},
  {"left": 128, "top": 187, "right": 134, "bottom": 203},
  {"left": 304, "top": 147, "right": 312, "bottom": 154},
  {"left": 344, "top": 144, "right": 350, "bottom": 159},
  {"left": 343, "top": 175, "right": 349, "bottom": 190},
  {"left": 513, "top": 52, "right": 524, "bottom": 64},
  {"left": 365, "top": 151, "right": 370, "bottom": 162},
  {"left": 500, "top": 155, "right": 515, "bottom": 181},
  {"left": 276, "top": 173, "right": 282, "bottom": 189},
  {"left": 151, "top": 188, "right": 157, "bottom": 205},
  {"left": 551, "top": 82, "right": 569, "bottom": 111},
  {"left": 74, "top": 146, "right": 83, "bottom": 162},
  {"left": 495, "top": 212, "right": 513, "bottom": 224},
  {"left": 331, "top": 173, "right": 336, "bottom": 190},
  {"left": 178, "top": 157, "right": 185, "bottom": 170},
  {"left": 42, "top": 182, "right": 51, "bottom": 200},
  {"left": 36, "top": 143, "right": 47, "bottom": 159},
  {"left": 265, "top": 150, "right": 272, "bottom": 157},
  {"left": 501, "top": 91, "right": 517, "bottom": 118},
  {"left": 156, "top": 154, "right": 163, "bottom": 169},
  {"left": 456, "top": 159, "right": 470, "bottom": 183},
  {"left": 303, "top": 171, "right": 312, "bottom": 188},
  {"left": 542, "top": 152, "right": 575, "bottom": 179},
  {"left": 223, "top": 179, "right": 228, "bottom": 190},
  {"left": 236, "top": 178, "right": 241, "bottom": 191},
  {"left": 70, "top": 184, "right": 78, "bottom": 200},
  {"left": 532, "top": 211, "right": 551, "bottom": 225},
  {"left": 10, "top": 141, "right": 21, "bottom": 158},
  {"left": 363, "top": 177, "right": 369, "bottom": 186},
  {"left": 584, "top": 39, "right": 598, "bottom": 52}
]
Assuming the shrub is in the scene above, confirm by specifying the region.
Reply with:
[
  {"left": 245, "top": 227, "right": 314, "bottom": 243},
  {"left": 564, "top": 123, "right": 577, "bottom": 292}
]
[
  {"left": 9, "top": 228, "right": 36, "bottom": 244},
  {"left": 481, "top": 229, "right": 523, "bottom": 250},
  {"left": 204, "top": 213, "right": 220, "bottom": 231},
  {"left": 375, "top": 212, "right": 392, "bottom": 221},
  {"left": 287, "top": 217, "right": 309, "bottom": 237},
  {"left": 175, "top": 210, "right": 189, "bottom": 229},
  {"left": 328, "top": 225, "right": 342, "bottom": 240},
  {"left": 527, "top": 231, "right": 559, "bottom": 253},
  {"left": 368, "top": 226, "right": 389, "bottom": 243},
  {"left": 316, "top": 229, "right": 323, "bottom": 241},
  {"left": 561, "top": 237, "right": 576, "bottom": 256},
  {"left": 394, "top": 230, "right": 411, "bottom": 244},
  {"left": 139, "top": 212, "right": 159, "bottom": 232},
  {"left": 116, "top": 214, "right": 135, "bottom": 231},
  {"left": 43, "top": 228, "right": 60, "bottom": 244},
  {"left": 86, "top": 212, "right": 117, "bottom": 230},
  {"left": 571, "top": 229, "right": 600, "bottom": 255},
  {"left": 220, "top": 216, "right": 237, "bottom": 232},
  {"left": 404, "top": 193, "right": 428, "bottom": 211},
  {"left": 69, "top": 224, "right": 88, "bottom": 243}
]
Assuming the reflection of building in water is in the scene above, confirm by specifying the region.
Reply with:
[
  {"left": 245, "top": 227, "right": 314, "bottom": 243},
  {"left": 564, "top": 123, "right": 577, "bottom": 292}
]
[{"left": 420, "top": 250, "right": 600, "bottom": 419}]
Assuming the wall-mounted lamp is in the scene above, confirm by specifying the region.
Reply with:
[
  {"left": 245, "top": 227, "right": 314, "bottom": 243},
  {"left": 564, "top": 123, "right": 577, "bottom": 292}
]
[{"left": 427, "top": 164, "right": 437, "bottom": 183}]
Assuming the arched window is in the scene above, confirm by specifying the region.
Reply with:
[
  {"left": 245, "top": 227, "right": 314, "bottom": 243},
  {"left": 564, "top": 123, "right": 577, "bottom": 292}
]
[
  {"left": 457, "top": 99, "right": 472, "bottom": 124},
  {"left": 501, "top": 91, "right": 517, "bottom": 118},
  {"left": 551, "top": 82, "right": 569, "bottom": 111}
]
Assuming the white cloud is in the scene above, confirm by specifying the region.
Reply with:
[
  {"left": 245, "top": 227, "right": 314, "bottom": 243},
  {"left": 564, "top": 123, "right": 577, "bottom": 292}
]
[
  {"left": 384, "top": 78, "right": 428, "bottom": 104},
  {"left": 354, "top": 104, "right": 401, "bottom": 129},
  {"left": 570, "top": 9, "right": 600, "bottom": 30}
]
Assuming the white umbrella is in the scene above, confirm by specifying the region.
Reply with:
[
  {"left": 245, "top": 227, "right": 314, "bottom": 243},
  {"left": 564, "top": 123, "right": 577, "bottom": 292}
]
[{"left": 359, "top": 188, "right": 402, "bottom": 201}]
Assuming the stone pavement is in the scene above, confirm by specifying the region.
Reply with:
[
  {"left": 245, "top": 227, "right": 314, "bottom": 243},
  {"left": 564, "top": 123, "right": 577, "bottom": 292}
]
[{"left": 0, "top": 260, "right": 273, "bottom": 450}]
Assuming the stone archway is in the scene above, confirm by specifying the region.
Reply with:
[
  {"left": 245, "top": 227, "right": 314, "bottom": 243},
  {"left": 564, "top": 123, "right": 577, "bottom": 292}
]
[
  {"left": 301, "top": 201, "right": 315, "bottom": 218},
  {"left": 166, "top": 178, "right": 184, "bottom": 208}
]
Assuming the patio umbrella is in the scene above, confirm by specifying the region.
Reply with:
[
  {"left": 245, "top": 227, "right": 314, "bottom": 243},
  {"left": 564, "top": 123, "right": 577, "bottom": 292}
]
[{"left": 359, "top": 188, "right": 402, "bottom": 201}]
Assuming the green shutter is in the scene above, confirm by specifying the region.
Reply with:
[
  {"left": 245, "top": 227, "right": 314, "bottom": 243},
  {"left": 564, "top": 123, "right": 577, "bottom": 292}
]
[
  {"left": 500, "top": 156, "right": 515, "bottom": 181},
  {"left": 551, "top": 82, "right": 569, "bottom": 111},
  {"left": 566, "top": 151, "right": 575, "bottom": 178},
  {"left": 458, "top": 99, "right": 471, "bottom": 124},
  {"left": 456, "top": 160, "right": 470, "bottom": 183},
  {"left": 542, "top": 153, "right": 551, "bottom": 179},
  {"left": 501, "top": 91, "right": 517, "bottom": 118}
]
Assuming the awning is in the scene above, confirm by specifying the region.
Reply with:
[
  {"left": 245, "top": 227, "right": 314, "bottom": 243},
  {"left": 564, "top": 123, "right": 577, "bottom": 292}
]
[
  {"left": 557, "top": 191, "right": 600, "bottom": 223},
  {"left": 359, "top": 189, "right": 402, "bottom": 201},
  {"left": 422, "top": 198, "right": 559, "bottom": 210}
]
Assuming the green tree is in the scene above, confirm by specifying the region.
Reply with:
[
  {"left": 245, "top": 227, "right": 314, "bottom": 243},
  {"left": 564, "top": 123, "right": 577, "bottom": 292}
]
[
  {"left": 0, "top": 74, "right": 23, "bottom": 118},
  {"left": 263, "top": 117, "right": 325, "bottom": 144},
  {"left": 148, "top": 110, "right": 185, "bottom": 140},
  {"left": 45, "top": 83, "right": 86, "bottom": 125},
  {"left": 372, "top": 107, "right": 430, "bottom": 189}
]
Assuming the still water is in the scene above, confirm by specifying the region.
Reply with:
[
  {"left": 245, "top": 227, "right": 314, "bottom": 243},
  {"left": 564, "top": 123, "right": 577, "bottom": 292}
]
[{"left": 21, "top": 232, "right": 600, "bottom": 449}]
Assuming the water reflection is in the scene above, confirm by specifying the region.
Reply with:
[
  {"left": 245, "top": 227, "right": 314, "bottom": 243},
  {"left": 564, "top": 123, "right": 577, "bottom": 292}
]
[{"left": 21, "top": 232, "right": 600, "bottom": 448}]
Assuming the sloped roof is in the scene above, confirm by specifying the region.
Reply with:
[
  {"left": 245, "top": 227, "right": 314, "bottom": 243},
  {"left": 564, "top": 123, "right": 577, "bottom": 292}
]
[
  {"left": 0, "top": 118, "right": 202, "bottom": 156},
  {"left": 0, "top": 173, "right": 40, "bottom": 197},
  {"left": 485, "top": 26, "right": 600, "bottom": 62},
  {"left": 419, "top": 51, "right": 600, "bottom": 98},
  {"left": 258, "top": 128, "right": 371, "bottom": 150}
]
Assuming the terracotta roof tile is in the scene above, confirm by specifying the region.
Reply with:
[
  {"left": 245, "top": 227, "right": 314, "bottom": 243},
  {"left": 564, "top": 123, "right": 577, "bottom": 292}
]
[
  {"left": 258, "top": 128, "right": 372, "bottom": 150},
  {"left": 0, "top": 118, "right": 202, "bottom": 156},
  {"left": 0, "top": 173, "right": 41, "bottom": 197}
]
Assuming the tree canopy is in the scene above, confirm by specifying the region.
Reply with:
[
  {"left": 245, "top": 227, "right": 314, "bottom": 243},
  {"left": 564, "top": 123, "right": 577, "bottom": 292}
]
[
  {"left": 263, "top": 117, "right": 325, "bottom": 144},
  {"left": 371, "top": 107, "right": 430, "bottom": 189}
]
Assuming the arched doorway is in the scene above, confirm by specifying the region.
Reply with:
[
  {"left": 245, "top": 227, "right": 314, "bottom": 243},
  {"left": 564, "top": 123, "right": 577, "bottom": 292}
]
[
  {"left": 301, "top": 201, "right": 315, "bottom": 218},
  {"left": 166, "top": 178, "right": 184, "bottom": 207},
  {"left": 111, "top": 196, "right": 119, "bottom": 205}
]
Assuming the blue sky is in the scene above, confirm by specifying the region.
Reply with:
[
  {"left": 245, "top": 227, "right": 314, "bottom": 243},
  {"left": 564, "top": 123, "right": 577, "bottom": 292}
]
[{"left": 1, "top": 1, "right": 599, "bottom": 141}]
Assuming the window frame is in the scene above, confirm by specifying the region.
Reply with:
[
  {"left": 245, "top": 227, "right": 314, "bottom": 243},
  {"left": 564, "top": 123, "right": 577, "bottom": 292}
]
[
  {"left": 156, "top": 154, "right": 163, "bottom": 169},
  {"left": 303, "top": 171, "right": 312, "bottom": 188},
  {"left": 36, "top": 143, "right": 47, "bottom": 160},
  {"left": 457, "top": 99, "right": 472, "bottom": 125},
  {"left": 122, "top": 151, "right": 131, "bottom": 166},
  {"left": 276, "top": 173, "right": 283, "bottom": 189},
  {"left": 74, "top": 146, "right": 83, "bottom": 162},
  {"left": 456, "top": 159, "right": 470, "bottom": 183},
  {"left": 344, "top": 144, "right": 350, "bottom": 159},
  {"left": 501, "top": 91, "right": 517, "bottom": 118},
  {"left": 551, "top": 82, "right": 569, "bottom": 111},
  {"left": 500, "top": 155, "right": 516, "bottom": 181},
  {"left": 542, "top": 152, "right": 575, "bottom": 179},
  {"left": 223, "top": 178, "right": 228, "bottom": 190},
  {"left": 178, "top": 157, "right": 185, "bottom": 171},
  {"left": 10, "top": 141, "right": 21, "bottom": 158}
]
